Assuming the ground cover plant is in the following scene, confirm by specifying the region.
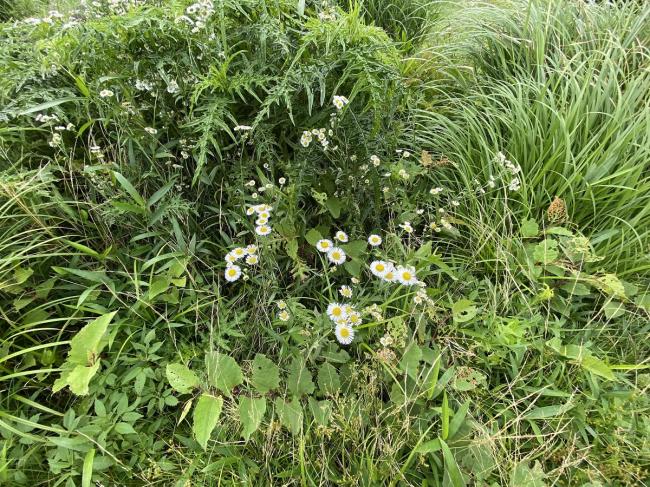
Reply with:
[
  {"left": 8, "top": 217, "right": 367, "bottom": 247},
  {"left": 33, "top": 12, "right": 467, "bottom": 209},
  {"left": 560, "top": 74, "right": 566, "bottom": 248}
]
[{"left": 0, "top": 0, "right": 649, "bottom": 485}]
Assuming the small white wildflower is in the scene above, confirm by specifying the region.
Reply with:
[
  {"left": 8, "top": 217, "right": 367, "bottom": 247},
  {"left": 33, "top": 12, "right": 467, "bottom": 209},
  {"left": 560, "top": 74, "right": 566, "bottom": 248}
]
[
  {"left": 144, "top": 127, "right": 158, "bottom": 135},
  {"left": 370, "top": 260, "right": 392, "bottom": 278},
  {"left": 400, "top": 221, "right": 414, "bottom": 233},
  {"left": 430, "top": 187, "right": 443, "bottom": 195},
  {"left": 370, "top": 155, "right": 380, "bottom": 167},
  {"left": 224, "top": 265, "right": 242, "bottom": 282},
  {"left": 255, "top": 225, "right": 272, "bottom": 236},
  {"left": 99, "top": 89, "right": 114, "bottom": 98},
  {"left": 339, "top": 285, "right": 353, "bottom": 298},
  {"left": 396, "top": 265, "right": 418, "bottom": 286},
  {"left": 278, "top": 177, "right": 286, "bottom": 185},
  {"left": 332, "top": 95, "right": 349, "bottom": 110},
  {"left": 316, "top": 239, "right": 333, "bottom": 252},
  {"left": 334, "top": 322, "right": 354, "bottom": 345},
  {"left": 335, "top": 231, "right": 349, "bottom": 243},
  {"left": 367, "top": 234, "right": 382, "bottom": 247},
  {"left": 278, "top": 310, "right": 290, "bottom": 322},
  {"left": 327, "top": 247, "right": 346, "bottom": 265}
]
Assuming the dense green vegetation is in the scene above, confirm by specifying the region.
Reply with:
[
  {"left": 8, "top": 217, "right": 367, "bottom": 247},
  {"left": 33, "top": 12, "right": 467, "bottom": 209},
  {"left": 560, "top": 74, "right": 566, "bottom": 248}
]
[{"left": 1, "top": 0, "right": 649, "bottom": 485}]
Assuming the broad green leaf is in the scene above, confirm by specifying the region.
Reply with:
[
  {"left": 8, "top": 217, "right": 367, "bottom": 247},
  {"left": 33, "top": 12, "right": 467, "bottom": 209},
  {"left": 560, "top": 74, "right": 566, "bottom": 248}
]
[
  {"left": 308, "top": 397, "right": 332, "bottom": 427},
  {"left": 602, "top": 300, "right": 625, "bottom": 319},
  {"left": 400, "top": 343, "right": 422, "bottom": 379},
  {"left": 206, "top": 352, "right": 243, "bottom": 397},
  {"left": 148, "top": 276, "right": 170, "bottom": 299},
  {"left": 274, "top": 396, "right": 302, "bottom": 435},
  {"left": 53, "top": 362, "right": 100, "bottom": 396},
  {"left": 305, "top": 228, "right": 323, "bottom": 246},
  {"left": 325, "top": 197, "right": 342, "bottom": 218},
  {"left": 510, "top": 461, "right": 547, "bottom": 487},
  {"left": 239, "top": 397, "right": 266, "bottom": 441},
  {"left": 250, "top": 354, "right": 280, "bottom": 394},
  {"left": 165, "top": 363, "right": 200, "bottom": 394},
  {"left": 317, "top": 363, "right": 340, "bottom": 395},
  {"left": 452, "top": 300, "right": 476, "bottom": 323},
  {"left": 533, "top": 239, "right": 559, "bottom": 265},
  {"left": 341, "top": 240, "right": 367, "bottom": 257},
  {"left": 581, "top": 355, "right": 615, "bottom": 381},
  {"left": 415, "top": 438, "right": 441, "bottom": 454},
  {"left": 193, "top": 394, "right": 223, "bottom": 451},
  {"left": 440, "top": 438, "right": 466, "bottom": 487},
  {"left": 69, "top": 312, "right": 117, "bottom": 366},
  {"left": 287, "top": 357, "right": 314, "bottom": 397},
  {"left": 520, "top": 218, "right": 539, "bottom": 238}
]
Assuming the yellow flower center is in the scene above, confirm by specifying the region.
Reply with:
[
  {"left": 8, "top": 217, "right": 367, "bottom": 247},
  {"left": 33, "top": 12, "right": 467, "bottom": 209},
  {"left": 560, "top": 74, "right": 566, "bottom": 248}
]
[
  {"left": 376, "top": 264, "right": 385, "bottom": 272},
  {"left": 340, "top": 327, "right": 350, "bottom": 338},
  {"left": 332, "top": 252, "right": 341, "bottom": 259},
  {"left": 228, "top": 269, "right": 237, "bottom": 277},
  {"left": 402, "top": 272, "right": 412, "bottom": 281},
  {"left": 333, "top": 308, "right": 342, "bottom": 317}
]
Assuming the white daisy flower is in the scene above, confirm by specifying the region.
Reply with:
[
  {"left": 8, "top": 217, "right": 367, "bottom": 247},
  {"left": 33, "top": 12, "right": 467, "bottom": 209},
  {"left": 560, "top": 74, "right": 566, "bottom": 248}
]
[
  {"left": 370, "top": 155, "right": 380, "bottom": 167},
  {"left": 278, "top": 310, "right": 290, "bottom": 322},
  {"left": 367, "top": 234, "right": 382, "bottom": 246},
  {"left": 277, "top": 300, "right": 287, "bottom": 309},
  {"left": 224, "top": 265, "right": 242, "bottom": 282},
  {"left": 327, "top": 302, "right": 347, "bottom": 321},
  {"left": 245, "top": 254, "right": 259, "bottom": 265},
  {"left": 257, "top": 211, "right": 270, "bottom": 220},
  {"left": 332, "top": 95, "right": 349, "bottom": 110},
  {"left": 339, "top": 285, "right": 353, "bottom": 298},
  {"left": 370, "top": 260, "right": 392, "bottom": 278},
  {"left": 225, "top": 253, "right": 236, "bottom": 264},
  {"left": 144, "top": 127, "right": 158, "bottom": 135},
  {"left": 347, "top": 311, "right": 362, "bottom": 327},
  {"left": 245, "top": 244, "right": 257, "bottom": 255},
  {"left": 99, "top": 89, "right": 114, "bottom": 98},
  {"left": 382, "top": 269, "right": 396, "bottom": 282},
  {"left": 430, "top": 187, "right": 444, "bottom": 195},
  {"left": 396, "top": 266, "right": 418, "bottom": 286},
  {"left": 327, "top": 247, "right": 346, "bottom": 265},
  {"left": 316, "top": 239, "right": 333, "bottom": 252},
  {"left": 256, "top": 217, "right": 269, "bottom": 225},
  {"left": 246, "top": 207, "right": 256, "bottom": 216},
  {"left": 335, "top": 231, "right": 349, "bottom": 243},
  {"left": 400, "top": 222, "right": 414, "bottom": 233},
  {"left": 279, "top": 177, "right": 286, "bottom": 185},
  {"left": 255, "top": 225, "right": 272, "bottom": 236},
  {"left": 335, "top": 322, "right": 354, "bottom": 345},
  {"left": 232, "top": 247, "right": 246, "bottom": 260}
]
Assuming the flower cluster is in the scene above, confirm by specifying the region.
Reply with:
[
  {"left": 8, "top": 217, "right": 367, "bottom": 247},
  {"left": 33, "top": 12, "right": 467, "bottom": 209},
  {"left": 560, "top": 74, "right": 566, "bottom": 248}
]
[
  {"left": 176, "top": 0, "right": 215, "bottom": 32},
  {"left": 315, "top": 231, "right": 348, "bottom": 265},
  {"left": 332, "top": 95, "right": 349, "bottom": 111},
  {"left": 326, "top": 302, "right": 361, "bottom": 345},
  {"left": 277, "top": 300, "right": 290, "bottom": 322},
  {"left": 496, "top": 151, "right": 521, "bottom": 191},
  {"left": 224, "top": 244, "right": 258, "bottom": 283},
  {"left": 300, "top": 128, "right": 332, "bottom": 148},
  {"left": 245, "top": 203, "right": 273, "bottom": 236},
  {"left": 369, "top": 261, "right": 419, "bottom": 286}
]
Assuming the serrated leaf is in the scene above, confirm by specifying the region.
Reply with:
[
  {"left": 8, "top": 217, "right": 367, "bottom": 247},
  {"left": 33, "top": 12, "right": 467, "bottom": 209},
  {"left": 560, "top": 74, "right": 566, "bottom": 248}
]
[
  {"left": 69, "top": 312, "right": 117, "bottom": 366},
  {"left": 520, "top": 218, "right": 539, "bottom": 238},
  {"left": 533, "top": 239, "right": 559, "bottom": 265},
  {"left": 274, "top": 396, "right": 302, "bottom": 435},
  {"left": 55, "top": 363, "right": 100, "bottom": 396},
  {"left": 193, "top": 394, "right": 223, "bottom": 451},
  {"left": 206, "top": 352, "right": 243, "bottom": 396},
  {"left": 287, "top": 357, "right": 314, "bottom": 397},
  {"left": 239, "top": 397, "right": 266, "bottom": 441},
  {"left": 166, "top": 363, "right": 200, "bottom": 394},
  {"left": 251, "top": 354, "right": 280, "bottom": 394},
  {"left": 317, "top": 363, "right": 340, "bottom": 395}
]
